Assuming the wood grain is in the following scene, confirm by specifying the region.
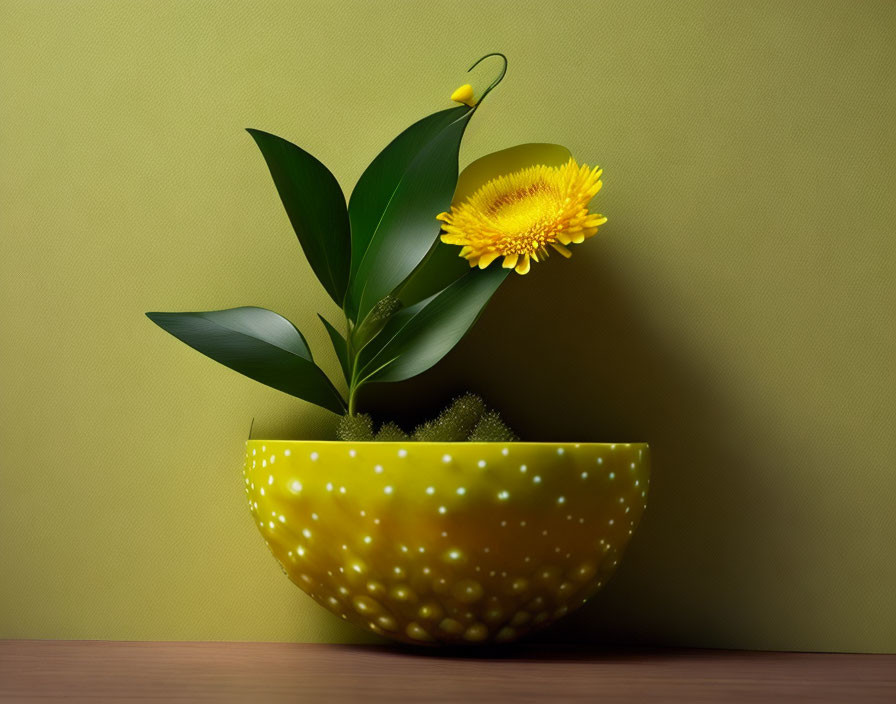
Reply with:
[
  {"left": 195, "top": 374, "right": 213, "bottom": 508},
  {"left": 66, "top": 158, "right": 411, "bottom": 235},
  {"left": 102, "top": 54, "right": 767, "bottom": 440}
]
[{"left": 1, "top": 640, "right": 894, "bottom": 703}]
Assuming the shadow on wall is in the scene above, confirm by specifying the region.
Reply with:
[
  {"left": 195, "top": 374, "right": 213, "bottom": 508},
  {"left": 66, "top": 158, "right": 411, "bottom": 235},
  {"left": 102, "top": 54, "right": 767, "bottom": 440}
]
[
  {"left": 360, "top": 242, "right": 804, "bottom": 649},
  {"left": 268, "top": 233, "right": 805, "bottom": 648}
]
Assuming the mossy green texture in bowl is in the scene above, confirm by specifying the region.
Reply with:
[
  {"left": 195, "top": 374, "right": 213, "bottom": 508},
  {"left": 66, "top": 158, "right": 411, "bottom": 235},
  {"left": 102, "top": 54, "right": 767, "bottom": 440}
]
[{"left": 244, "top": 441, "right": 650, "bottom": 644}]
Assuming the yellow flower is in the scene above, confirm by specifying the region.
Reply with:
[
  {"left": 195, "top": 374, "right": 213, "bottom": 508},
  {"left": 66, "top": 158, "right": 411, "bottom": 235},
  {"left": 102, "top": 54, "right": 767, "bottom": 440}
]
[{"left": 438, "top": 156, "right": 606, "bottom": 274}]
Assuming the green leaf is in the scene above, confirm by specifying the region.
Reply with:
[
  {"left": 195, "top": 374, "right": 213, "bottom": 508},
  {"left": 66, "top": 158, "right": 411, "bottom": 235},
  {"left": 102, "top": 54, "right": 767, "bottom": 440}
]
[
  {"left": 394, "top": 238, "right": 470, "bottom": 308},
  {"left": 146, "top": 307, "right": 346, "bottom": 414},
  {"left": 318, "top": 314, "right": 350, "bottom": 385},
  {"left": 359, "top": 266, "right": 509, "bottom": 383},
  {"left": 346, "top": 106, "right": 468, "bottom": 320},
  {"left": 347, "top": 106, "right": 474, "bottom": 322},
  {"left": 247, "top": 129, "right": 350, "bottom": 306}
]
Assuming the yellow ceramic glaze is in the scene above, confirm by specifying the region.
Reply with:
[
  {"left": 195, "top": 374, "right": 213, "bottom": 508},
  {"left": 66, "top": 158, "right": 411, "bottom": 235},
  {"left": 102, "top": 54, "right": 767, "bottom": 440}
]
[{"left": 243, "top": 441, "right": 650, "bottom": 645}]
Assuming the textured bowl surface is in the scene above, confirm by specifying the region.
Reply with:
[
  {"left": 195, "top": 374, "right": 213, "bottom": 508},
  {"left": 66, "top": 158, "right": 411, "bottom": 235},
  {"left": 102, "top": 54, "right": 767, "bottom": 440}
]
[{"left": 244, "top": 441, "right": 650, "bottom": 645}]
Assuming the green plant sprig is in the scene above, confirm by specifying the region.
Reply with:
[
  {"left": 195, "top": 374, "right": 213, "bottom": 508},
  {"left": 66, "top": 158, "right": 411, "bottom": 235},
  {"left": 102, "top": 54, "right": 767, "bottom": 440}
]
[{"left": 147, "top": 54, "right": 510, "bottom": 420}]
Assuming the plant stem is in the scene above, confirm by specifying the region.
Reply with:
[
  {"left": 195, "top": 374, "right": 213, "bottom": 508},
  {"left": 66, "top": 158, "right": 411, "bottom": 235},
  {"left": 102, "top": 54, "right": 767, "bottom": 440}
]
[
  {"left": 345, "top": 313, "right": 359, "bottom": 416},
  {"left": 347, "top": 383, "right": 358, "bottom": 416}
]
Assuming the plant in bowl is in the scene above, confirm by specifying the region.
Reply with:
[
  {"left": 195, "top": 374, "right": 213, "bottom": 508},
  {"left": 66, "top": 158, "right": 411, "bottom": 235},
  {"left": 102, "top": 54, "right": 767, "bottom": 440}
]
[{"left": 148, "top": 54, "right": 650, "bottom": 645}]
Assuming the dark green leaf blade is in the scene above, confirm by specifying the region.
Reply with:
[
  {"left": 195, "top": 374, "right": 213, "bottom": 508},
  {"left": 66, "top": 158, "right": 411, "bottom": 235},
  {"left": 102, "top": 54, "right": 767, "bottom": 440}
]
[
  {"left": 360, "top": 266, "right": 509, "bottom": 383},
  {"left": 247, "top": 129, "right": 350, "bottom": 306},
  {"left": 394, "top": 238, "right": 470, "bottom": 308},
  {"left": 146, "top": 307, "right": 346, "bottom": 414},
  {"left": 318, "top": 314, "right": 350, "bottom": 385},
  {"left": 350, "top": 109, "right": 474, "bottom": 321},
  {"left": 347, "top": 106, "right": 468, "bottom": 314}
]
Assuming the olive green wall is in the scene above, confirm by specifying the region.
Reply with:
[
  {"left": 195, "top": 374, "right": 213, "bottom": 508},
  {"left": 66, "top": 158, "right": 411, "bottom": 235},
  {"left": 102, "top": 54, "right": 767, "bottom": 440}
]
[{"left": 1, "top": 0, "right": 894, "bottom": 652}]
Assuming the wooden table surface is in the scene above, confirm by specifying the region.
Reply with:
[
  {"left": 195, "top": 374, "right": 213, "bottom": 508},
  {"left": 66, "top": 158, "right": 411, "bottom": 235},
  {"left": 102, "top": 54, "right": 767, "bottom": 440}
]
[{"left": 1, "top": 640, "right": 894, "bottom": 703}]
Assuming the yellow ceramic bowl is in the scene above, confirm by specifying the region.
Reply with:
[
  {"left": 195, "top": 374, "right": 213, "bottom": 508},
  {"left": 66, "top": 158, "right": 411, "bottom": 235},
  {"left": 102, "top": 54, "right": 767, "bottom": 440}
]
[{"left": 244, "top": 441, "right": 650, "bottom": 645}]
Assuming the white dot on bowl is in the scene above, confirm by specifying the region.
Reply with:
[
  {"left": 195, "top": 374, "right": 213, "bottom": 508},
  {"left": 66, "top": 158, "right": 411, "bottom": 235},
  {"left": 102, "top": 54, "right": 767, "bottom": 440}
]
[
  {"left": 438, "top": 506, "right": 447, "bottom": 514},
  {"left": 284, "top": 449, "right": 290, "bottom": 456},
  {"left": 520, "top": 465, "right": 527, "bottom": 473},
  {"left": 442, "top": 454, "right": 452, "bottom": 463},
  {"left": 289, "top": 480, "right": 302, "bottom": 493},
  {"left": 456, "top": 487, "right": 466, "bottom": 495},
  {"left": 533, "top": 476, "right": 542, "bottom": 484},
  {"left": 374, "top": 465, "right": 383, "bottom": 474},
  {"left": 557, "top": 448, "right": 565, "bottom": 455},
  {"left": 497, "top": 491, "right": 509, "bottom": 500},
  {"left": 478, "top": 460, "right": 487, "bottom": 468},
  {"left": 502, "top": 448, "right": 509, "bottom": 456},
  {"left": 398, "top": 449, "right": 407, "bottom": 458},
  {"left": 426, "top": 486, "right": 435, "bottom": 495},
  {"left": 268, "top": 475, "right": 274, "bottom": 485},
  {"left": 384, "top": 486, "right": 393, "bottom": 495}
]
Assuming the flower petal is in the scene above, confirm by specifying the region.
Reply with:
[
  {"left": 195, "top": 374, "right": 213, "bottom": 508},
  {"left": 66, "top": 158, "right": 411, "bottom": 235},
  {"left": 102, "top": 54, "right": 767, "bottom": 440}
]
[
  {"left": 551, "top": 243, "right": 572, "bottom": 258},
  {"left": 477, "top": 252, "right": 500, "bottom": 269}
]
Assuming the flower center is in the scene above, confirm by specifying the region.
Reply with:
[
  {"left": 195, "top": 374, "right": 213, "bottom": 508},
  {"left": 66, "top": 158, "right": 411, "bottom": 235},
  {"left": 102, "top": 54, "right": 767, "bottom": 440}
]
[{"left": 488, "top": 183, "right": 561, "bottom": 255}]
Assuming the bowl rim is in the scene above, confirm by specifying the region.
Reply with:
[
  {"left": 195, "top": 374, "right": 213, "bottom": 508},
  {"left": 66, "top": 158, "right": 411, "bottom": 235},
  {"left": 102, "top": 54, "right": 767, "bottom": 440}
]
[{"left": 245, "top": 440, "right": 649, "bottom": 449}]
